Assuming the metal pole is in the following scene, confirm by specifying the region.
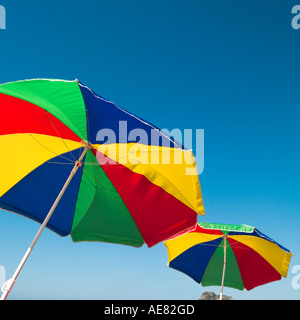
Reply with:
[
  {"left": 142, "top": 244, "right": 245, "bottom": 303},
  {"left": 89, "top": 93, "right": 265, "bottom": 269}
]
[
  {"left": 220, "top": 235, "right": 227, "bottom": 300},
  {"left": 0, "top": 145, "right": 89, "bottom": 300}
]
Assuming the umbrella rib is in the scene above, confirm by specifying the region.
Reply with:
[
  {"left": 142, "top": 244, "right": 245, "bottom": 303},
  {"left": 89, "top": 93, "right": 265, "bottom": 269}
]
[
  {"left": 46, "top": 161, "right": 75, "bottom": 165},
  {"left": 44, "top": 110, "right": 77, "bottom": 162},
  {"left": 30, "top": 134, "right": 76, "bottom": 163},
  {"left": 75, "top": 79, "right": 89, "bottom": 145},
  {"left": 225, "top": 237, "right": 257, "bottom": 250},
  {"left": 81, "top": 107, "right": 89, "bottom": 146},
  {"left": 80, "top": 164, "right": 98, "bottom": 188}
]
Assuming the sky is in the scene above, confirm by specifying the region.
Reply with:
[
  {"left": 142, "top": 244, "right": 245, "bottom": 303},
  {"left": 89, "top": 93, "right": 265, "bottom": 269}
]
[{"left": 0, "top": 0, "right": 299, "bottom": 300}]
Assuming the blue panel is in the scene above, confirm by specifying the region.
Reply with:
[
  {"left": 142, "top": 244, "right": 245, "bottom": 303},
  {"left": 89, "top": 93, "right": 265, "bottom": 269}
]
[
  {"left": 0, "top": 148, "right": 84, "bottom": 236},
  {"left": 79, "top": 83, "right": 184, "bottom": 148},
  {"left": 169, "top": 238, "right": 223, "bottom": 283}
]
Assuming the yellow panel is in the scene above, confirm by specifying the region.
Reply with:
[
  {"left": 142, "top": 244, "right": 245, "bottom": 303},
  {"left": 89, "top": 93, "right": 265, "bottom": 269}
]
[
  {"left": 164, "top": 232, "right": 221, "bottom": 263},
  {"left": 230, "top": 235, "right": 292, "bottom": 277},
  {"left": 93, "top": 143, "right": 204, "bottom": 215},
  {"left": 0, "top": 134, "right": 82, "bottom": 197}
]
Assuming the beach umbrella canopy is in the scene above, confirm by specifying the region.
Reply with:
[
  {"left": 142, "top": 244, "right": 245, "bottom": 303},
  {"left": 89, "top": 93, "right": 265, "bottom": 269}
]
[
  {"left": 0, "top": 79, "right": 204, "bottom": 299},
  {"left": 164, "top": 222, "right": 292, "bottom": 299}
]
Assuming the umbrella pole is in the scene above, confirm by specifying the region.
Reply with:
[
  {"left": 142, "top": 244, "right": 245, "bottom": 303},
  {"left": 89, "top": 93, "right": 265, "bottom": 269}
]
[
  {"left": 0, "top": 145, "right": 90, "bottom": 300},
  {"left": 220, "top": 235, "right": 227, "bottom": 300}
]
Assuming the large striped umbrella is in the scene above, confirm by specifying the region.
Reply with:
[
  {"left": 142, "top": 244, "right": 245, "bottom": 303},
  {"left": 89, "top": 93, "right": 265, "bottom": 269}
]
[
  {"left": 0, "top": 79, "right": 204, "bottom": 299},
  {"left": 164, "top": 223, "right": 292, "bottom": 299}
]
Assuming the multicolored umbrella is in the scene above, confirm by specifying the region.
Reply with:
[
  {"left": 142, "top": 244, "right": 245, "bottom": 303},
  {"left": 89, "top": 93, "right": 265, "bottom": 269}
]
[
  {"left": 164, "top": 222, "right": 292, "bottom": 299},
  {"left": 0, "top": 79, "right": 204, "bottom": 299}
]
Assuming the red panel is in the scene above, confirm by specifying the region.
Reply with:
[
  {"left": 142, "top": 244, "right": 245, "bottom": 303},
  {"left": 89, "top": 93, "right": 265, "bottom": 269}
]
[
  {"left": 0, "top": 93, "right": 81, "bottom": 142},
  {"left": 170, "top": 224, "right": 223, "bottom": 240},
  {"left": 95, "top": 150, "right": 197, "bottom": 247},
  {"left": 228, "top": 238, "right": 281, "bottom": 290},
  {"left": 196, "top": 224, "right": 224, "bottom": 236}
]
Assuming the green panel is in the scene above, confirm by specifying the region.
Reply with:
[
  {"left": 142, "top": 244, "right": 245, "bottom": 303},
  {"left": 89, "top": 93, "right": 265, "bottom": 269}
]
[
  {"left": 71, "top": 150, "right": 144, "bottom": 247},
  {"left": 201, "top": 239, "right": 244, "bottom": 290},
  {"left": 199, "top": 222, "right": 254, "bottom": 234},
  {"left": 71, "top": 150, "right": 96, "bottom": 230},
  {"left": 0, "top": 79, "right": 87, "bottom": 140}
]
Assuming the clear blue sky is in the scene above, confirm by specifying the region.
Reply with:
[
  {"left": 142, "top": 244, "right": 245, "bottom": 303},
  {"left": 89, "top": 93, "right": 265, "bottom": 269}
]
[{"left": 0, "top": 0, "right": 299, "bottom": 300}]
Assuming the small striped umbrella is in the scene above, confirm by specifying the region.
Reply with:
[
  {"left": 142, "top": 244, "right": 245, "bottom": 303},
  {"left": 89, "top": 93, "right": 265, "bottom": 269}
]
[{"left": 164, "top": 222, "right": 292, "bottom": 299}]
